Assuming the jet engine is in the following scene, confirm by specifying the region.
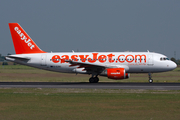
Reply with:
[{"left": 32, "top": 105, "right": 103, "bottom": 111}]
[{"left": 106, "top": 68, "right": 129, "bottom": 79}]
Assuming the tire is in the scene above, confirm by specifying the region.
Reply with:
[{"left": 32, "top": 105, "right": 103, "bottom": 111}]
[
  {"left": 89, "top": 77, "right": 99, "bottom": 83},
  {"left": 89, "top": 77, "right": 94, "bottom": 83},
  {"left": 94, "top": 77, "right": 99, "bottom": 83},
  {"left": 149, "top": 79, "right": 153, "bottom": 83}
]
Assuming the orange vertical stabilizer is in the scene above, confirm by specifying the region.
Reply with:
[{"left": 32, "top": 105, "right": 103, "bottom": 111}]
[{"left": 9, "top": 23, "right": 46, "bottom": 54}]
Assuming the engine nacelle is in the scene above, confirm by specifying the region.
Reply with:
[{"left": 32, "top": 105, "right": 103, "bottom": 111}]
[{"left": 106, "top": 68, "right": 129, "bottom": 80}]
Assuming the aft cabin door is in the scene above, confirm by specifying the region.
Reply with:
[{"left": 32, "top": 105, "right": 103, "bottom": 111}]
[
  {"left": 148, "top": 54, "right": 153, "bottom": 66},
  {"left": 41, "top": 55, "right": 46, "bottom": 66}
]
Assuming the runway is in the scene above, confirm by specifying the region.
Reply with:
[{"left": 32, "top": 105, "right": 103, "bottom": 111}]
[{"left": 0, "top": 82, "right": 180, "bottom": 90}]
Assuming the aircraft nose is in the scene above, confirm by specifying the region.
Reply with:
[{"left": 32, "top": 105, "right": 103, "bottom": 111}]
[{"left": 169, "top": 61, "right": 177, "bottom": 70}]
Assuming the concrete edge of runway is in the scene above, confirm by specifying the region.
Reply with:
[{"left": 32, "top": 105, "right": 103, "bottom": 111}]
[{"left": 0, "top": 82, "right": 180, "bottom": 90}]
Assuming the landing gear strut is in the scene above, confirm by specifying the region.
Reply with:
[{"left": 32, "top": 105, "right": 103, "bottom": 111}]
[
  {"left": 89, "top": 75, "right": 99, "bottom": 83},
  {"left": 148, "top": 73, "right": 153, "bottom": 83}
]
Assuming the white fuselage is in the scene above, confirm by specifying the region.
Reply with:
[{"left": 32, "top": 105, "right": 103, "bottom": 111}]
[{"left": 6, "top": 52, "right": 177, "bottom": 75}]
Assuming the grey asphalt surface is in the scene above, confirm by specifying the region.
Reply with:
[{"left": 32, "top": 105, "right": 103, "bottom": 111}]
[{"left": 0, "top": 82, "right": 180, "bottom": 90}]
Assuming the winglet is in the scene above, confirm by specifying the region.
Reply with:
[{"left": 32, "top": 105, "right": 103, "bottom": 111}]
[{"left": 9, "top": 23, "right": 46, "bottom": 54}]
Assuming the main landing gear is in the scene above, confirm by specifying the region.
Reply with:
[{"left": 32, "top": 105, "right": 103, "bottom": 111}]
[
  {"left": 89, "top": 75, "right": 99, "bottom": 83},
  {"left": 148, "top": 73, "right": 153, "bottom": 83}
]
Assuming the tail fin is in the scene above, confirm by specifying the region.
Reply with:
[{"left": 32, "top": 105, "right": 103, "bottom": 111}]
[{"left": 9, "top": 23, "right": 46, "bottom": 54}]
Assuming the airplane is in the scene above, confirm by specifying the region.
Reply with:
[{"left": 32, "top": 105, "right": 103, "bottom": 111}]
[{"left": 5, "top": 23, "right": 177, "bottom": 83}]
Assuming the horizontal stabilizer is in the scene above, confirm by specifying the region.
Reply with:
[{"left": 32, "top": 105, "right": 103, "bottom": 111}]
[{"left": 5, "top": 55, "right": 30, "bottom": 61}]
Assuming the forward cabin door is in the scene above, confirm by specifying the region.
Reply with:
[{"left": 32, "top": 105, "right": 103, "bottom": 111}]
[
  {"left": 41, "top": 54, "right": 46, "bottom": 66},
  {"left": 148, "top": 54, "right": 153, "bottom": 66}
]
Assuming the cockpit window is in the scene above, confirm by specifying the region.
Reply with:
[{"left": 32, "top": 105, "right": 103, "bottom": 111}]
[{"left": 160, "top": 57, "right": 169, "bottom": 61}]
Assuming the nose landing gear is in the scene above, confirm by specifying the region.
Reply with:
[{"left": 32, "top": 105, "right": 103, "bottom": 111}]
[{"left": 148, "top": 73, "right": 153, "bottom": 83}]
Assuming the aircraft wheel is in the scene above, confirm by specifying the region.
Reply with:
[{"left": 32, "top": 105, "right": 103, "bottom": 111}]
[
  {"left": 148, "top": 73, "right": 153, "bottom": 83},
  {"left": 89, "top": 77, "right": 95, "bottom": 83},
  {"left": 89, "top": 77, "right": 99, "bottom": 83},
  {"left": 94, "top": 77, "right": 99, "bottom": 83},
  {"left": 149, "top": 79, "right": 153, "bottom": 83}
]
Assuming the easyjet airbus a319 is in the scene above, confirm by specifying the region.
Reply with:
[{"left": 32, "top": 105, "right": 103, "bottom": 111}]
[{"left": 6, "top": 23, "right": 177, "bottom": 83}]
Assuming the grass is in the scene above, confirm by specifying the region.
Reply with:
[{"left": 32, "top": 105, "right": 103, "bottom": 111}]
[
  {"left": 0, "top": 64, "right": 179, "bottom": 82},
  {"left": 0, "top": 88, "right": 180, "bottom": 120},
  {"left": 0, "top": 65, "right": 180, "bottom": 120}
]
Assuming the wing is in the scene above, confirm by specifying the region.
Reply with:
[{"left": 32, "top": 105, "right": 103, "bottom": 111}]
[
  {"left": 66, "top": 60, "right": 129, "bottom": 75},
  {"left": 66, "top": 60, "right": 106, "bottom": 74}
]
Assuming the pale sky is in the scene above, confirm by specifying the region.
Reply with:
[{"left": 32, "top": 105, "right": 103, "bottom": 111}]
[{"left": 0, "top": 0, "right": 180, "bottom": 59}]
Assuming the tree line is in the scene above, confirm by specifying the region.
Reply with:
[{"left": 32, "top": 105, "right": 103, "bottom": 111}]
[
  {"left": 0, "top": 54, "right": 9, "bottom": 65},
  {"left": 171, "top": 57, "right": 180, "bottom": 65}
]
